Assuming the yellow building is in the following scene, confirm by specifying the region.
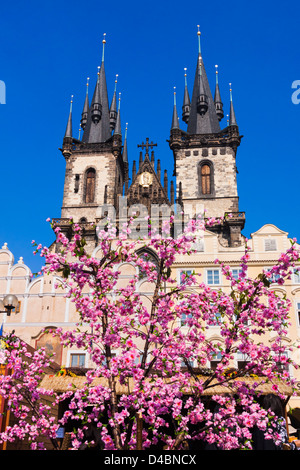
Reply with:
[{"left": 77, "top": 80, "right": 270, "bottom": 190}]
[{"left": 1, "top": 222, "right": 299, "bottom": 394}]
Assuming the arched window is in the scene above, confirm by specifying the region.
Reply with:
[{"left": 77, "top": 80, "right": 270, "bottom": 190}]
[
  {"left": 201, "top": 164, "right": 211, "bottom": 195},
  {"left": 136, "top": 248, "right": 159, "bottom": 280},
  {"left": 85, "top": 168, "right": 96, "bottom": 203},
  {"left": 199, "top": 161, "right": 214, "bottom": 196},
  {"left": 35, "top": 329, "right": 63, "bottom": 365}
]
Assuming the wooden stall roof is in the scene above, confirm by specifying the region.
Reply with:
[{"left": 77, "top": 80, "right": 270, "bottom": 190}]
[{"left": 39, "top": 373, "right": 295, "bottom": 397}]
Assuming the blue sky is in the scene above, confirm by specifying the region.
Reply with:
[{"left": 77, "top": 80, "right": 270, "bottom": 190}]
[{"left": 0, "top": 0, "right": 299, "bottom": 273}]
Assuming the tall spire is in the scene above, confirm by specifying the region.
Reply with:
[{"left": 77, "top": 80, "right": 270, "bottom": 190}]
[
  {"left": 110, "top": 74, "right": 118, "bottom": 132},
  {"left": 64, "top": 95, "right": 73, "bottom": 138},
  {"left": 229, "top": 83, "right": 237, "bottom": 126},
  {"left": 171, "top": 87, "right": 180, "bottom": 130},
  {"left": 182, "top": 68, "right": 190, "bottom": 123},
  {"left": 114, "top": 92, "right": 122, "bottom": 136},
  {"left": 123, "top": 122, "right": 129, "bottom": 195},
  {"left": 123, "top": 122, "right": 128, "bottom": 162},
  {"left": 187, "top": 26, "right": 221, "bottom": 134},
  {"left": 197, "top": 61, "right": 208, "bottom": 116},
  {"left": 82, "top": 33, "right": 111, "bottom": 143},
  {"left": 80, "top": 77, "right": 90, "bottom": 130},
  {"left": 214, "top": 65, "right": 224, "bottom": 121},
  {"left": 90, "top": 66, "right": 102, "bottom": 124}
]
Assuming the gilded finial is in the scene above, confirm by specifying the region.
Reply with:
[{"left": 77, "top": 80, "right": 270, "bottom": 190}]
[
  {"left": 197, "top": 25, "right": 201, "bottom": 54},
  {"left": 215, "top": 65, "right": 219, "bottom": 84},
  {"left": 114, "top": 74, "right": 118, "bottom": 92},
  {"left": 118, "top": 92, "right": 121, "bottom": 110},
  {"left": 229, "top": 82, "right": 233, "bottom": 101},
  {"left": 227, "top": 114, "right": 229, "bottom": 125},
  {"left": 78, "top": 127, "right": 81, "bottom": 140},
  {"left": 173, "top": 86, "right": 177, "bottom": 105},
  {"left": 70, "top": 94, "right": 73, "bottom": 111},
  {"left": 184, "top": 67, "right": 188, "bottom": 87},
  {"left": 102, "top": 33, "right": 106, "bottom": 62},
  {"left": 125, "top": 122, "right": 128, "bottom": 138}
]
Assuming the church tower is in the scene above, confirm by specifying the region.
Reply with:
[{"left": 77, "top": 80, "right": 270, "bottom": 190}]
[
  {"left": 169, "top": 27, "right": 245, "bottom": 247},
  {"left": 56, "top": 35, "right": 128, "bottom": 249}
]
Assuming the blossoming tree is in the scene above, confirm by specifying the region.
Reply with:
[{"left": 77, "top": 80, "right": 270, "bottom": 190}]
[{"left": 0, "top": 215, "right": 299, "bottom": 450}]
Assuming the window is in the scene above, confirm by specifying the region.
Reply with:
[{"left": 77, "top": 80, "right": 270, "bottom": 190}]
[
  {"left": 207, "top": 269, "right": 221, "bottom": 285},
  {"left": 136, "top": 248, "right": 159, "bottom": 280},
  {"left": 199, "top": 161, "right": 214, "bottom": 197},
  {"left": 201, "top": 164, "right": 211, "bottom": 195},
  {"left": 275, "top": 351, "right": 289, "bottom": 372},
  {"left": 297, "top": 302, "right": 300, "bottom": 326},
  {"left": 293, "top": 268, "right": 300, "bottom": 284},
  {"left": 265, "top": 268, "right": 280, "bottom": 284},
  {"left": 210, "top": 351, "right": 222, "bottom": 370},
  {"left": 193, "top": 238, "right": 204, "bottom": 252},
  {"left": 232, "top": 268, "right": 242, "bottom": 281},
  {"left": 74, "top": 174, "right": 80, "bottom": 193},
  {"left": 36, "top": 331, "right": 63, "bottom": 365},
  {"left": 214, "top": 310, "right": 223, "bottom": 325},
  {"left": 181, "top": 358, "right": 195, "bottom": 368},
  {"left": 264, "top": 239, "right": 277, "bottom": 252},
  {"left": 180, "top": 270, "right": 193, "bottom": 285},
  {"left": 181, "top": 312, "right": 193, "bottom": 326},
  {"left": 237, "top": 351, "right": 250, "bottom": 370},
  {"left": 70, "top": 353, "right": 86, "bottom": 368},
  {"left": 85, "top": 168, "right": 96, "bottom": 203}
]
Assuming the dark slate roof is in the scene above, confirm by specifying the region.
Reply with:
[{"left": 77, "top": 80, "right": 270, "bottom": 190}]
[
  {"left": 122, "top": 125, "right": 128, "bottom": 162},
  {"left": 82, "top": 80, "right": 89, "bottom": 113},
  {"left": 183, "top": 82, "right": 190, "bottom": 109},
  {"left": 114, "top": 104, "right": 122, "bottom": 136},
  {"left": 82, "top": 61, "right": 111, "bottom": 143},
  {"left": 110, "top": 89, "right": 117, "bottom": 119},
  {"left": 171, "top": 91, "right": 180, "bottom": 130},
  {"left": 187, "top": 54, "right": 221, "bottom": 135},
  {"left": 214, "top": 81, "right": 222, "bottom": 105},
  {"left": 229, "top": 87, "right": 237, "bottom": 126},
  {"left": 64, "top": 99, "right": 73, "bottom": 138}
]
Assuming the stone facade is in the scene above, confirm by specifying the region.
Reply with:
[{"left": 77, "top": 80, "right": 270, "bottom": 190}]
[
  {"left": 175, "top": 145, "right": 238, "bottom": 219},
  {"left": 61, "top": 141, "right": 124, "bottom": 224}
]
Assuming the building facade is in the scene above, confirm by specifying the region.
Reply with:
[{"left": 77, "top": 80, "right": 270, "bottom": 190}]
[{"left": 1, "top": 32, "right": 300, "bottom": 410}]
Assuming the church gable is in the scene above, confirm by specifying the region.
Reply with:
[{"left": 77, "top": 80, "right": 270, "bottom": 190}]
[
  {"left": 251, "top": 224, "right": 288, "bottom": 237},
  {"left": 127, "top": 138, "right": 173, "bottom": 213}
]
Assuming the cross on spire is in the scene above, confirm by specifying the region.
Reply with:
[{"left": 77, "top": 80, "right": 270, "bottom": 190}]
[{"left": 137, "top": 138, "right": 157, "bottom": 156}]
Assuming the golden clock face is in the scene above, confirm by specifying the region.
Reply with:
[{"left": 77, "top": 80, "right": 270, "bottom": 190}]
[{"left": 139, "top": 171, "right": 153, "bottom": 187}]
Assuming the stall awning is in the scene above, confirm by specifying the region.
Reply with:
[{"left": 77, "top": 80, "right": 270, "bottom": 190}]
[{"left": 39, "top": 373, "right": 295, "bottom": 397}]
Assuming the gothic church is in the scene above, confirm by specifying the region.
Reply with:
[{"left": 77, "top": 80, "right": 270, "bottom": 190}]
[
  {"left": 57, "top": 29, "right": 245, "bottom": 249},
  {"left": 2, "top": 30, "right": 299, "bottom": 411}
]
